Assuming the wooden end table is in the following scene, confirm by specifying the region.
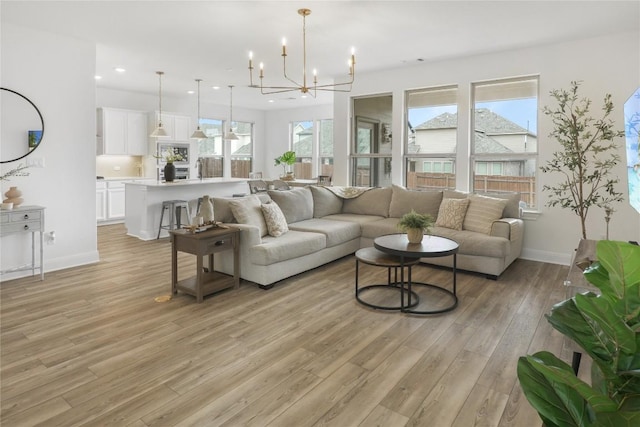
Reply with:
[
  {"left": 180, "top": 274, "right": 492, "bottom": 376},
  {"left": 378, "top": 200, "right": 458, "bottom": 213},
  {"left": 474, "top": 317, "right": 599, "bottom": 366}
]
[{"left": 170, "top": 226, "right": 240, "bottom": 303}]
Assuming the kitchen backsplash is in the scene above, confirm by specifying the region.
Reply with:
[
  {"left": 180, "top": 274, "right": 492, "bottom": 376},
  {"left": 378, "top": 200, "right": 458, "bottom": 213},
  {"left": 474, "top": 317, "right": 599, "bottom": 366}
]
[{"left": 96, "top": 155, "right": 144, "bottom": 178}]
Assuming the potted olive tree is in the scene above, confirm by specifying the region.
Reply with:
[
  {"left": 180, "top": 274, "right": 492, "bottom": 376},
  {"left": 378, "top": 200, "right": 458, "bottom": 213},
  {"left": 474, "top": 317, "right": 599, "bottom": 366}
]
[
  {"left": 517, "top": 240, "right": 640, "bottom": 426},
  {"left": 398, "top": 210, "right": 434, "bottom": 243},
  {"left": 540, "top": 81, "right": 625, "bottom": 239},
  {"left": 274, "top": 150, "right": 296, "bottom": 180}
]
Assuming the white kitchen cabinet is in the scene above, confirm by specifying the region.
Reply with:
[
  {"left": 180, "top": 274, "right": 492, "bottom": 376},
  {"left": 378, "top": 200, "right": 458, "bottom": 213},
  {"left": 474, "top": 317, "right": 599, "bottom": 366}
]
[
  {"left": 106, "top": 181, "right": 125, "bottom": 220},
  {"left": 97, "top": 180, "right": 127, "bottom": 224},
  {"left": 149, "top": 112, "right": 191, "bottom": 141},
  {"left": 96, "top": 181, "right": 107, "bottom": 222},
  {"left": 97, "top": 108, "right": 148, "bottom": 155}
]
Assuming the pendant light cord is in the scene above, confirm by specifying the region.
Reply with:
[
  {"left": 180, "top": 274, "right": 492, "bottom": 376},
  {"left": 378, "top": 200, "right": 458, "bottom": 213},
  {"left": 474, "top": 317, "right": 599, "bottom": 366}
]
[{"left": 157, "top": 71, "right": 164, "bottom": 125}]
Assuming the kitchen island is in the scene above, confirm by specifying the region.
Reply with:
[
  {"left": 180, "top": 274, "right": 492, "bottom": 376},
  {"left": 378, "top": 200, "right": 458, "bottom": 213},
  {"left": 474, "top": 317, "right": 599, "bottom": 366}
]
[{"left": 125, "top": 178, "right": 248, "bottom": 240}]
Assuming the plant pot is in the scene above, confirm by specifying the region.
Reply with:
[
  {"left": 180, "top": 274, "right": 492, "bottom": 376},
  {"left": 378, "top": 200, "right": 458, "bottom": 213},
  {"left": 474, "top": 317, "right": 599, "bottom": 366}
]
[
  {"left": 164, "top": 163, "right": 176, "bottom": 182},
  {"left": 3, "top": 186, "right": 24, "bottom": 207},
  {"left": 280, "top": 171, "right": 295, "bottom": 181},
  {"left": 406, "top": 228, "right": 423, "bottom": 244}
]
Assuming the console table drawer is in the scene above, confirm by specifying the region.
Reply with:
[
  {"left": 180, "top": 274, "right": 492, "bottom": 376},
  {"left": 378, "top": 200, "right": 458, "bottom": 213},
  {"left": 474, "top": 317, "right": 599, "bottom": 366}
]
[
  {"left": 7, "top": 210, "right": 42, "bottom": 222},
  {"left": 2, "top": 221, "right": 42, "bottom": 233}
]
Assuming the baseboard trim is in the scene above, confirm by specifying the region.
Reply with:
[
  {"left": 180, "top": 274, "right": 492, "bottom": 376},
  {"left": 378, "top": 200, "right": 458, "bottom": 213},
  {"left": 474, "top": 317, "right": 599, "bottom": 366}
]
[
  {"left": 0, "top": 250, "right": 100, "bottom": 282},
  {"left": 520, "top": 248, "right": 572, "bottom": 266}
]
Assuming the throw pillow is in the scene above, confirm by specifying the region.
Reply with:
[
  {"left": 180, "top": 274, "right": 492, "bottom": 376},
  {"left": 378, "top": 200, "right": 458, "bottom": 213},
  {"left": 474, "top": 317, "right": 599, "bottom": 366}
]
[
  {"left": 434, "top": 198, "right": 470, "bottom": 230},
  {"left": 342, "top": 187, "right": 392, "bottom": 217},
  {"left": 463, "top": 194, "right": 508, "bottom": 234},
  {"left": 388, "top": 184, "right": 443, "bottom": 219},
  {"left": 261, "top": 202, "right": 289, "bottom": 237},
  {"left": 229, "top": 195, "right": 268, "bottom": 237}
]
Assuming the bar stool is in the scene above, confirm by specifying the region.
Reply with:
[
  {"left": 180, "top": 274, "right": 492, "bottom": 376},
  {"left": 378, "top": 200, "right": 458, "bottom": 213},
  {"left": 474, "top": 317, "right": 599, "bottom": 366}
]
[{"left": 157, "top": 200, "right": 191, "bottom": 239}]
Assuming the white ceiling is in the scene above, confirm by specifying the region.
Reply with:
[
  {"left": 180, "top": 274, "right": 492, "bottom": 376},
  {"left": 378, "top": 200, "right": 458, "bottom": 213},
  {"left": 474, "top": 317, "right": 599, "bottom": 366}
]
[{"left": 2, "top": 1, "right": 639, "bottom": 110}]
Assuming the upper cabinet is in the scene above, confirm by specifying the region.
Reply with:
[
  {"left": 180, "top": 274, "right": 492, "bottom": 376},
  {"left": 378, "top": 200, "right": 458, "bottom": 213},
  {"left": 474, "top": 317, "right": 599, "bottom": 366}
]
[
  {"left": 97, "top": 108, "right": 148, "bottom": 156},
  {"left": 149, "top": 112, "right": 192, "bottom": 142}
]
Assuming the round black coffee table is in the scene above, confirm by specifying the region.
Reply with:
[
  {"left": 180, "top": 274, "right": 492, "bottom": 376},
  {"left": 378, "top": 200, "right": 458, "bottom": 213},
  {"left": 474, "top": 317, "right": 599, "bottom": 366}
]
[{"left": 374, "top": 234, "right": 459, "bottom": 314}]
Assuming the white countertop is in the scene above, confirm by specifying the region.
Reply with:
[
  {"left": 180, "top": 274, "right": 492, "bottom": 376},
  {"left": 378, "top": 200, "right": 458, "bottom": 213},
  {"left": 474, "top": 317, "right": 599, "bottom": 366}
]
[
  {"left": 124, "top": 178, "right": 248, "bottom": 187},
  {"left": 97, "top": 176, "right": 146, "bottom": 181}
]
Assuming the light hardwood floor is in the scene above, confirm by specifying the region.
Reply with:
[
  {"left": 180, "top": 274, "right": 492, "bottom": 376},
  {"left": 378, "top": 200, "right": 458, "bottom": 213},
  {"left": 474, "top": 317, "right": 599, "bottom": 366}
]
[{"left": 1, "top": 224, "right": 582, "bottom": 426}]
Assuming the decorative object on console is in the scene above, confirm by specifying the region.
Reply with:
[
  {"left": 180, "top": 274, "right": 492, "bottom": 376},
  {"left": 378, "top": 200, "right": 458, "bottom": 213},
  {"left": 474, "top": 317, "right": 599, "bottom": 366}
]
[
  {"left": 397, "top": 209, "right": 434, "bottom": 243},
  {"left": 199, "top": 195, "right": 215, "bottom": 223},
  {"left": 247, "top": 8, "right": 355, "bottom": 96},
  {"left": 540, "top": 81, "right": 625, "bottom": 239},
  {"left": 149, "top": 71, "right": 168, "bottom": 137},
  {"left": 190, "top": 79, "right": 207, "bottom": 140},
  {"left": 224, "top": 85, "right": 239, "bottom": 140},
  {"left": 274, "top": 151, "right": 296, "bottom": 180},
  {"left": 3, "top": 186, "right": 24, "bottom": 207}
]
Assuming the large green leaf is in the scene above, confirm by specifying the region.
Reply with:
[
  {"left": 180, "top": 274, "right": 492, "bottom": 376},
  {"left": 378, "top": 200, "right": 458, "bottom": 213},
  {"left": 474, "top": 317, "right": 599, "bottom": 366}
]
[
  {"left": 594, "top": 410, "right": 640, "bottom": 427},
  {"left": 546, "top": 297, "right": 615, "bottom": 364},
  {"left": 574, "top": 292, "right": 636, "bottom": 355},
  {"left": 518, "top": 353, "right": 592, "bottom": 427}
]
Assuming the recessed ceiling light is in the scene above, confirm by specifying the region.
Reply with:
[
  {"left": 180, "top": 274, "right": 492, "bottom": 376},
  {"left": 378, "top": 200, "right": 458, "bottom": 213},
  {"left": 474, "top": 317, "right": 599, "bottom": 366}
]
[
  {"left": 268, "top": 99, "right": 275, "bottom": 103},
  {"left": 187, "top": 90, "right": 195, "bottom": 94},
  {"left": 301, "top": 95, "right": 307, "bottom": 99},
  {"left": 94, "top": 75, "right": 102, "bottom": 80},
  {"left": 212, "top": 86, "right": 220, "bottom": 90},
  {"left": 114, "top": 67, "right": 126, "bottom": 73}
]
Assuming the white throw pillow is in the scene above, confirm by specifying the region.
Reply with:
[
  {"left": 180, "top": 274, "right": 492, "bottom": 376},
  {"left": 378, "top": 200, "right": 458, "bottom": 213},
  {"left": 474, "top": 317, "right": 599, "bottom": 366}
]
[
  {"left": 261, "top": 202, "right": 289, "bottom": 237},
  {"left": 435, "top": 198, "right": 470, "bottom": 230},
  {"left": 463, "top": 194, "right": 508, "bottom": 234},
  {"left": 229, "top": 195, "right": 268, "bottom": 237}
]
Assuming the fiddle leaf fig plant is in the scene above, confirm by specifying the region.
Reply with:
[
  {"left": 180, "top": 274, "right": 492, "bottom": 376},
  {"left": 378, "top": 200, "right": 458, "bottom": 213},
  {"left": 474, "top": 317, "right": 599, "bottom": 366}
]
[
  {"left": 517, "top": 240, "right": 640, "bottom": 427},
  {"left": 540, "top": 81, "right": 625, "bottom": 239}
]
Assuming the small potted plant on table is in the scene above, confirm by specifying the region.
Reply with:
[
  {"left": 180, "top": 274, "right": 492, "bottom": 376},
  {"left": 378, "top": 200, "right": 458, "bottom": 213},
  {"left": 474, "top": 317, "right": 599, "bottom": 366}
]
[
  {"left": 398, "top": 210, "right": 434, "bottom": 243},
  {"left": 274, "top": 151, "right": 297, "bottom": 181}
]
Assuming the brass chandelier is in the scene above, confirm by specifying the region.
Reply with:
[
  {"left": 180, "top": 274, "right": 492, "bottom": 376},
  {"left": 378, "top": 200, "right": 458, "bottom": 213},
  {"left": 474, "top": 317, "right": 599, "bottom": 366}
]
[{"left": 248, "top": 8, "right": 355, "bottom": 96}]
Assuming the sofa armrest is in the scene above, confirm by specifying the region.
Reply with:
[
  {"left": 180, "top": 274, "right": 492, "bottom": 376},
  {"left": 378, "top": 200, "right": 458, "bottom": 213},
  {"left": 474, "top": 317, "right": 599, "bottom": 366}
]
[
  {"left": 490, "top": 218, "right": 524, "bottom": 241},
  {"left": 227, "top": 223, "right": 262, "bottom": 248}
]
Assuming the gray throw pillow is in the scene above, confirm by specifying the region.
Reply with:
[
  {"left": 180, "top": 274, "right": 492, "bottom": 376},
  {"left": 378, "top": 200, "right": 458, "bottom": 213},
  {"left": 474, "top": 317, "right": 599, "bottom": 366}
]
[
  {"left": 229, "top": 195, "right": 268, "bottom": 237},
  {"left": 342, "top": 187, "right": 392, "bottom": 217},
  {"left": 310, "top": 186, "right": 343, "bottom": 217},
  {"left": 389, "top": 184, "right": 443, "bottom": 219}
]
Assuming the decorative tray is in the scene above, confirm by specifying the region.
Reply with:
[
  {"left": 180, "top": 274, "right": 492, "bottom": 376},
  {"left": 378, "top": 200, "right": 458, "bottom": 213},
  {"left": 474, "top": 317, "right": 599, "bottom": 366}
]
[{"left": 182, "top": 222, "right": 227, "bottom": 234}]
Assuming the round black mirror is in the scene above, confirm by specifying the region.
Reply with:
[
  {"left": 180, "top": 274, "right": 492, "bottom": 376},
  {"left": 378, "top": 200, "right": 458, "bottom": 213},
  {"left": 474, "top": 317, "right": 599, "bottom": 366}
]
[{"left": 1, "top": 87, "right": 45, "bottom": 164}]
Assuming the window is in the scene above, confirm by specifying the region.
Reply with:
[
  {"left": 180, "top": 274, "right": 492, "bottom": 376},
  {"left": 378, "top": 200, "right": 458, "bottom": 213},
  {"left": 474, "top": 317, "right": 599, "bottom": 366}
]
[
  {"left": 198, "top": 118, "right": 224, "bottom": 177},
  {"left": 319, "top": 119, "right": 334, "bottom": 178},
  {"left": 197, "top": 118, "right": 254, "bottom": 178},
  {"left": 291, "top": 120, "right": 313, "bottom": 179},
  {"left": 472, "top": 76, "right": 538, "bottom": 208},
  {"left": 351, "top": 95, "right": 393, "bottom": 187},
  {"left": 405, "top": 86, "right": 458, "bottom": 190},
  {"left": 230, "top": 121, "right": 254, "bottom": 178}
]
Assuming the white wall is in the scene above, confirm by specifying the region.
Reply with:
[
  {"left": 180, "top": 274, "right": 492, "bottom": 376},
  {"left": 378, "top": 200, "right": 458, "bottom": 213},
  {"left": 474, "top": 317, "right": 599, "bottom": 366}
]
[
  {"left": 333, "top": 30, "right": 640, "bottom": 264},
  {"left": 1, "top": 23, "right": 98, "bottom": 280}
]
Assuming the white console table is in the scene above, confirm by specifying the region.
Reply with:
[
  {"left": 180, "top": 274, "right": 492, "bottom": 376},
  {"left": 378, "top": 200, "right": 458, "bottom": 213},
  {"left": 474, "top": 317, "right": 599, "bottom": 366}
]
[{"left": 0, "top": 205, "right": 45, "bottom": 280}]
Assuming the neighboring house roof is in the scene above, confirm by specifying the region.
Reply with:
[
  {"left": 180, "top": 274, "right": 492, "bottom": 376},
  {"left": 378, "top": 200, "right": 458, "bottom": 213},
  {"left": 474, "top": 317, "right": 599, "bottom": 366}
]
[
  {"left": 415, "top": 108, "right": 533, "bottom": 135},
  {"left": 231, "top": 142, "right": 252, "bottom": 156},
  {"left": 474, "top": 132, "right": 512, "bottom": 153}
]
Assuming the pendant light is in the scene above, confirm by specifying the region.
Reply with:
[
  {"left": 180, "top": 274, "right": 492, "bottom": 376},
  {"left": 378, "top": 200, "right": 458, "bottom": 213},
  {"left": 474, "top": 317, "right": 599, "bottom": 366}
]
[
  {"left": 190, "top": 78, "right": 207, "bottom": 139},
  {"left": 224, "top": 85, "right": 239, "bottom": 140},
  {"left": 150, "top": 71, "right": 168, "bottom": 137}
]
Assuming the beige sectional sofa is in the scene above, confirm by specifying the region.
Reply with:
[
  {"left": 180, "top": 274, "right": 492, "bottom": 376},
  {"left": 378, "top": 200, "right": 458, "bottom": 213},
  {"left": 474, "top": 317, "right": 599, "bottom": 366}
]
[{"left": 213, "top": 185, "right": 524, "bottom": 289}]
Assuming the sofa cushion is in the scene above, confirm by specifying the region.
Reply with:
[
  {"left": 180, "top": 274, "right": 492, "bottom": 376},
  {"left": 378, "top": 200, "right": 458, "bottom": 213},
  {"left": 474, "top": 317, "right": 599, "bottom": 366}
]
[
  {"left": 229, "top": 195, "right": 268, "bottom": 237},
  {"left": 323, "top": 213, "right": 385, "bottom": 228},
  {"left": 432, "top": 227, "right": 510, "bottom": 258},
  {"left": 249, "top": 230, "right": 326, "bottom": 265},
  {"left": 463, "top": 194, "right": 508, "bottom": 235},
  {"left": 361, "top": 217, "right": 401, "bottom": 239},
  {"left": 289, "top": 218, "right": 360, "bottom": 247},
  {"left": 342, "top": 187, "right": 392, "bottom": 217},
  {"left": 310, "top": 186, "right": 343, "bottom": 218},
  {"left": 389, "top": 185, "right": 443, "bottom": 219},
  {"left": 267, "top": 187, "right": 314, "bottom": 224},
  {"left": 261, "top": 201, "right": 289, "bottom": 237},
  {"left": 435, "top": 198, "right": 469, "bottom": 230},
  {"left": 213, "top": 193, "right": 271, "bottom": 223}
]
